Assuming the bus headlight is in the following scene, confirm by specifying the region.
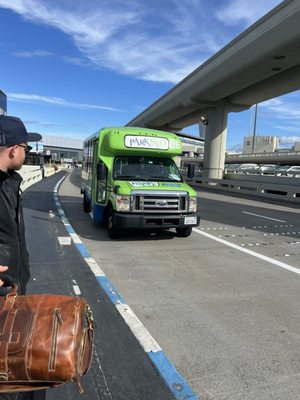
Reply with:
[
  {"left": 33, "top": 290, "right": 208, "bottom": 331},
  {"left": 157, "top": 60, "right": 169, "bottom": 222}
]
[
  {"left": 116, "top": 195, "right": 130, "bottom": 212},
  {"left": 188, "top": 196, "right": 197, "bottom": 212}
]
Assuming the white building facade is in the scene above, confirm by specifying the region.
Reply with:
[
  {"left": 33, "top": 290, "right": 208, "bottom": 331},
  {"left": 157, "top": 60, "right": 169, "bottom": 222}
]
[
  {"left": 39, "top": 135, "right": 83, "bottom": 163},
  {"left": 243, "top": 136, "right": 279, "bottom": 154}
]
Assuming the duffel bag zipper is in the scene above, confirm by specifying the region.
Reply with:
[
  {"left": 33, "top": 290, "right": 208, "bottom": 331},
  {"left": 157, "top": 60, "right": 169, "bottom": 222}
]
[{"left": 49, "top": 309, "right": 63, "bottom": 371}]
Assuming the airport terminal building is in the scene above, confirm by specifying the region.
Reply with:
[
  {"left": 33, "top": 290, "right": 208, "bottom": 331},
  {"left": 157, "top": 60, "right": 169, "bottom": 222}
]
[{"left": 39, "top": 135, "right": 83, "bottom": 164}]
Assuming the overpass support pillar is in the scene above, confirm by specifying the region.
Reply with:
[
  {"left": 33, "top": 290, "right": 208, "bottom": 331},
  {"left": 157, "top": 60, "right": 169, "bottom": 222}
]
[{"left": 203, "top": 105, "right": 228, "bottom": 180}]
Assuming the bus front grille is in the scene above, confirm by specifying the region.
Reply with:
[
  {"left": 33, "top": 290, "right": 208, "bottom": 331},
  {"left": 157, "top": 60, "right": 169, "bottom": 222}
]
[{"left": 131, "top": 190, "right": 188, "bottom": 213}]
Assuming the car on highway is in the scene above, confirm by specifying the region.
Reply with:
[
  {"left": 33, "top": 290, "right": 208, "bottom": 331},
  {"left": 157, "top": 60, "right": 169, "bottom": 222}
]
[
  {"left": 258, "top": 164, "right": 279, "bottom": 174},
  {"left": 224, "top": 163, "right": 241, "bottom": 173},
  {"left": 258, "top": 164, "right": 278, "bottom": 171},
  {"left": 237, "top": 163, "right": 260, "bottom": 173},
  {"left": 275, "top": 165, "right": 300, "bottom": 176}
]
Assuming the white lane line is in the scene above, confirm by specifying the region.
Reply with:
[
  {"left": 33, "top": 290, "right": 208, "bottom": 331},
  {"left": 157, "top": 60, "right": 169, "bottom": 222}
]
[
  {"left": 57, "top": 236, "right": 72, "bottom": 245},
  {"left": 72, "top": 280, "right": 81, "bottom": 295},
  {"left": 116, "top": 304, "right": 162, "bottom": 353},
  {"left": 69, "top": 232, "right": 82, "bottom": 244},
  {"left": 242, "top": 211, "right": 286, "bottom": 223},
  {"left": 84, "top": 257, "right": 106, "bottom": 277},
  {"left": 193, "top": 228, "right": 300, "bottom": 275}
]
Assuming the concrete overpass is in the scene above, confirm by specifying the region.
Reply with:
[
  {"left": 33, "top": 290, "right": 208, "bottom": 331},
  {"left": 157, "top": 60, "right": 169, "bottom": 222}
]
[{"left": 127, "top": 0, "right": 300, "bottom": 181}]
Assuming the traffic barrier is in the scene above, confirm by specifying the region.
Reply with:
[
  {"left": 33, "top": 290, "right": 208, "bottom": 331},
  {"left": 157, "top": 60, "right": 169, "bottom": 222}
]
[
  {"left": 191, "top": 176, "right": 300, "bottom": 204},
  {"left": 19, "top": 165, "right": 43, "bottom": 191},
  {"left": 19, "top": 165, "right": 64, "bottom": 191}
]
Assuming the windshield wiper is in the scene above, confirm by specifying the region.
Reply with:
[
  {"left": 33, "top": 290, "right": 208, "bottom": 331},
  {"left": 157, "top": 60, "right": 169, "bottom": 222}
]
[
  {"left": 147, "top": 176, "right": 182, "bottom": 182},
  {"left": 116, "top": 175, "right": 182, "bottom": 182},
  {"left": 115, "top": 175, "right": 138, "bottom": 179},
  {"left": 116, "top": 175, "right": 151, "bottom": 180}
]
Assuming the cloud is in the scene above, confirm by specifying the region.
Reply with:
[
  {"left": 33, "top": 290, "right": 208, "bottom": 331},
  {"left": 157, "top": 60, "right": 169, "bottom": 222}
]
[
  {"left": 0, "top": 0, "right": 284, "bottom": 83},
  {"left": 13, "top": 50, "right": 53, "bottom": 58},
  {"left": 260, "top": 96, "right": 300, "bottom": 120},
  {"left": 23, "top": 120, "right": 63, "bottom": 129},
  {"left": 13, "top": 49, "right": 89, "bottom": 66},
  {"left": 252, "top": 96, "right": 300, "bottom": 139},
  {"left": 216, "top": 0, "right": 282, "bottom": 26},
  {"left": 7, "top": 92, "right": 123, "bottom": 112},
  {"left": 227, "top": 143, "right": 243, "bottom": 152},
  {"left": 0, "top": 0, "right": 240, "bottom": 83},
  {"left": 278, "top": 136, "right": 300, "bottom": 145}
]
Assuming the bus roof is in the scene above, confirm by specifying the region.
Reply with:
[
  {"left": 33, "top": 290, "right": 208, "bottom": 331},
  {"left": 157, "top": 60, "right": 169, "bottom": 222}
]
[
  {"left": 83, "top": 126, "right": 180, "bottom": 143},
  {"left": 84, "top": 126, "right": 182, "bottom": 157}
]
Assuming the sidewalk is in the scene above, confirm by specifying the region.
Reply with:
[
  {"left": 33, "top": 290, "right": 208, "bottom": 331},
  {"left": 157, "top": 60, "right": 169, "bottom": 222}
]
[{"left": 23, "top": 171, "right": 175, "bottom": 400}]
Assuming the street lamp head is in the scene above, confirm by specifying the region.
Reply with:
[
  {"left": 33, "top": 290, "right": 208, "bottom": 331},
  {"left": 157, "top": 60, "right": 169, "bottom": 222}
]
[{"left": 199, "top": 116, "right": 208, "bottom": 125}]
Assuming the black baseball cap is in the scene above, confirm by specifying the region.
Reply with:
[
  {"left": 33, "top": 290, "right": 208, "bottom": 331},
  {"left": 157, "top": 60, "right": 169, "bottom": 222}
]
[{"left": 0, "top": 115, "right": 42, "bottom": 147}]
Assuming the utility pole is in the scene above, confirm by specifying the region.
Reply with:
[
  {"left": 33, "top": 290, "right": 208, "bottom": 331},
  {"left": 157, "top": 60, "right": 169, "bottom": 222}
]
[{"left": 252, "top": 104, "right": 258, "bottom": 153}]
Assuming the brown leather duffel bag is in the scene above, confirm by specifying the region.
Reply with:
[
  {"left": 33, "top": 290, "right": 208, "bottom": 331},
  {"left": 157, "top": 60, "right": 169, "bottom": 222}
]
[{"left": 0, "top": 285, "right": 95, "bottom": 393}]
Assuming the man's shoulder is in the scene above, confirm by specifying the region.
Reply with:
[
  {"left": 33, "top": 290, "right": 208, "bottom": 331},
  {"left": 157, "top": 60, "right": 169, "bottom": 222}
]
[
  {"left": 0, "top": 170, "right": 22, "bottom": 189},
  {"left": 0, "top": 169, "right": 8, "bottom": 182},
  {"left": 8, "top": 170, "right": 22, "bottom": 180}
]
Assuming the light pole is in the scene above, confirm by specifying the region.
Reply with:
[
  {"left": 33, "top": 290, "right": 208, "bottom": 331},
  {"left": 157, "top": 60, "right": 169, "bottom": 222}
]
[{"left": 251, "top": 104, "right": 258, "bottom": 153}]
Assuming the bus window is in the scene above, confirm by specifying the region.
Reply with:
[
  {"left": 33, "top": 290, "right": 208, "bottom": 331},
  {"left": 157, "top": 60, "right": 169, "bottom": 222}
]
[{"left": 96, "top": 161, "right": 107, "bottom": 203}]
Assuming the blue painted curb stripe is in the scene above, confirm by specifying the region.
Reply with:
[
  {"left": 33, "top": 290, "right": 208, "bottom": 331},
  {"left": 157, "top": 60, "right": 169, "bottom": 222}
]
[
  {"left": 148, "top": 351, "right": 198, "bottom": 400},
  {"left": 74, "top": 242, "right": 91, "bottom": 258},
  {"left": 54, "top": 172, "right": 199, "bottom": 400},
  {"left": 64, "top": 224, "right": 75, "bottom": 234},
  {"left": 96, "top": 276, "right": 126, "bottom": 305}
]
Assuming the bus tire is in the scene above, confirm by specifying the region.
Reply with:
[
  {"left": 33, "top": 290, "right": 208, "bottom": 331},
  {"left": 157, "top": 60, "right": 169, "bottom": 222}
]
[
  {"left": 105, "top": 208, "right": 118, "bottom": 239},
  {"left": 176, "top": 226, "right": 193, "bottom": 237},
  {"left": 83, "top": 194, "right": 91, "bottom": 213}
]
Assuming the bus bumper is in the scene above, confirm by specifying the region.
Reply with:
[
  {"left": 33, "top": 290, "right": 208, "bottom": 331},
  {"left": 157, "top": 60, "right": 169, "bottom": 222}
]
[{"left": 113, "top": 212, "right": 200, "bottom": 230}]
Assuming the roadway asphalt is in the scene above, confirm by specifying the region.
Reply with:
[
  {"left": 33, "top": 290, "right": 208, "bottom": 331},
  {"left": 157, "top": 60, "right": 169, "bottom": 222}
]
[
  {"left": 56, "top": 169, "right": 300, "bottom": 400},
  {"left": 23, "top": 171, "right": 175, "bottom": 400}
]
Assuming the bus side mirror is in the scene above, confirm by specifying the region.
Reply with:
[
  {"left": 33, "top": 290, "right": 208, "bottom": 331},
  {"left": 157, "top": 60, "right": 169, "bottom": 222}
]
[
  {"left": 97, "top": 162, "right": 106, "bottom": 180},
  {"left": 187, "top": 164, "right": 195, "bottom": 179},
  {"left": 114, "top": 185, "right": 120, "bottom": 194}
]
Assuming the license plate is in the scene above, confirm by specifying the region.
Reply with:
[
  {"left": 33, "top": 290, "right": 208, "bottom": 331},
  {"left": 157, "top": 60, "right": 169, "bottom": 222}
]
[{"left": 184, "top": 216, "right": 197, "bottom": 225}]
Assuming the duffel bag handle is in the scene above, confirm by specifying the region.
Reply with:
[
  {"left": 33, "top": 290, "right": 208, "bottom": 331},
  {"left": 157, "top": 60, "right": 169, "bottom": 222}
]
[
  {"left": 7, "top": 284, "right": 18, "bottom": 296},
  {"left": 0, "top": 274, "right": 14, "bottom": 296}
]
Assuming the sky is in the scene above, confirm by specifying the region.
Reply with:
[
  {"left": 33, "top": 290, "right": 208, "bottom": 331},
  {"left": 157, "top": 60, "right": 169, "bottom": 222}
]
[{"left": 0, "top": 0, "right": 299, "bottom": 152}]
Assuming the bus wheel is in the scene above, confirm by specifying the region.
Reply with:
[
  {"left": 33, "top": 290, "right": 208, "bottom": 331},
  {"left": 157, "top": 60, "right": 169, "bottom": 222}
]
[
  {"left": 176, "top": 227, "right": 193, "bottom": 237},
  {"left": 105, "top": 208, "right": 118, "bottom": 239},
  {"left": 83, "top": 194, "right": 91, "bottom": 213}
]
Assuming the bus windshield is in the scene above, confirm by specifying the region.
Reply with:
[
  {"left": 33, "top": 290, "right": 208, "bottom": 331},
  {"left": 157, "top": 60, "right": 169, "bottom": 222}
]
[{"left": 113, "top": 156, "right": 182, "bottom": 182}]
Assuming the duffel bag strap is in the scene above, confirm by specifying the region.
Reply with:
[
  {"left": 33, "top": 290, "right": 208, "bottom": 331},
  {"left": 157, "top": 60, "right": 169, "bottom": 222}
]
[
  {"left": 2, "top": 284, "right": 18, "bottom": 311},
  {"left": 0, "top": 309, "right": 18, "bottom": 380}
]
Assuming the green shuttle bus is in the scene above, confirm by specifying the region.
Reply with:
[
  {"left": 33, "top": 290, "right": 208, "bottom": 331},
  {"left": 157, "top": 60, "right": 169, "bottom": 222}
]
[{"left": 81, "top": 127, "right": 200, "bottom": 238}]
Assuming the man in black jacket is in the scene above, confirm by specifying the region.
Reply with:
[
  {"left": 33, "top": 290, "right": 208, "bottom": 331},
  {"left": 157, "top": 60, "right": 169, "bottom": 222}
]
[{"left": 0, "top": 115, "right": 45, "bottom": 400}]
